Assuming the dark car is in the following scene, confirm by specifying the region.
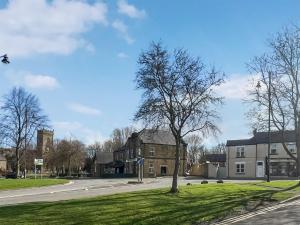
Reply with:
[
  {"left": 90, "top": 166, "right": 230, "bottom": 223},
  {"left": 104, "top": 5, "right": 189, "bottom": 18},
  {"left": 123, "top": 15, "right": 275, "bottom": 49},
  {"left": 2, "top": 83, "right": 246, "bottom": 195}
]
[{"left": 5, "top": 171, "right": 17, "bottom": 179}]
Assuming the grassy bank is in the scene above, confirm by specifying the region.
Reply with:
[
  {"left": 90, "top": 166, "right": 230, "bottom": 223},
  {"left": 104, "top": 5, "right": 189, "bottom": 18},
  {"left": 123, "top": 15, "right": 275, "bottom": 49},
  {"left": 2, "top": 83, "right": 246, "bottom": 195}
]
[
  {"left": 0, "top": 179, "right": 68, "bottom": 191},
  {"left": 0, "top": 181, "right": 299, "bottom": 225}
]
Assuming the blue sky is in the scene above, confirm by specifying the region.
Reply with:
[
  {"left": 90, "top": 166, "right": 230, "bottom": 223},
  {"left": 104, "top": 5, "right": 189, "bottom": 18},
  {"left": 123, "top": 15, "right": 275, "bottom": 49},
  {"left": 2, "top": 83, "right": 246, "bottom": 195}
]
[{"left": 0, "top": 0, "right": 299, "bottom": 145}]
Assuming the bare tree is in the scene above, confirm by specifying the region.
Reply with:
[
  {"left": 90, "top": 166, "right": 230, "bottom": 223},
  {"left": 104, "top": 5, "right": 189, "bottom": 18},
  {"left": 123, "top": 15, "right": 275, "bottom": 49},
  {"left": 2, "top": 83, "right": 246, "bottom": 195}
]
[
  {"left": 247, "top": 26, "right": 300, "bottom": 176},
  {"left": 135, "top": 42, "right": 224, "bottom": 192},
  {"left": 185, "top": 134, "right": 205, "bottom": 169},
  {"left": 56, "top": 139, "right": 85, "bottom": 176},
  {"left": 210, "top": 143, "right": 226, "bottom": 154},
  {"left": 0, "top": 87, "right": 48, "bottom": 176},
  {"left": 110, "top": 126, "right": 136, "bottom": 151}
]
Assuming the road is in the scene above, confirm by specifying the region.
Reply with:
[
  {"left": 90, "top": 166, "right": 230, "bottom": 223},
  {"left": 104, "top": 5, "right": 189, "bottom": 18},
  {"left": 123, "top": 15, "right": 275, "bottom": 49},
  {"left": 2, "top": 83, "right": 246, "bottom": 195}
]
[
  {"left": 215, "top": 198, "right": 300, "bottom": 225},
  {"left": 0, "top": 177, "right": 256, "bottom": 206}
]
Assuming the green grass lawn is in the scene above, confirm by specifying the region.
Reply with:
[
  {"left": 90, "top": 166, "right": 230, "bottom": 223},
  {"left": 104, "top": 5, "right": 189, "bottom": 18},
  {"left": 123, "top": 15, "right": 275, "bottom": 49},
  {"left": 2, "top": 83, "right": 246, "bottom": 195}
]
[
  {"left": 0, "top": 181, "right": 299, "bottom": 225},
  {"left": 0, "top": 179, "right": 68, "bottom": 191}
]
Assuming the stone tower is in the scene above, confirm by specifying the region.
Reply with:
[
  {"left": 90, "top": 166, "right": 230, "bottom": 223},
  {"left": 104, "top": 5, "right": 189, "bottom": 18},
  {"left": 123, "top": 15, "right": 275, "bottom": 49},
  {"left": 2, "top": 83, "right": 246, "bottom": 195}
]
[{"left": 37, "top": 129, "right": 54, "bottom": 158}]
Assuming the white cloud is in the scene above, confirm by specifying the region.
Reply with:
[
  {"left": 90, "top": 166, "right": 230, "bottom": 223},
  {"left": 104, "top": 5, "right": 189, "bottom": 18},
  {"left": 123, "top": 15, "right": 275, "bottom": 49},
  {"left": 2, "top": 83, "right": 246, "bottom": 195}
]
[
  {"left": 112, "top": 19, "right": 134, "bottom": 44},
  {"left": 215, "top": 74, "right": 259, "bottom": 100},
  {"left": 0, "top": 0, "right": 108, "bottom": 57},
  {"left": 117, "top": 0, "right": 146, "bottom": 19},
  {"left": 69, "top": 103, "right": 101, "bottom": 116},
  {"left": 24, "top": 74, "right": 59, "bottom": 90},
  {"left": 117, "top": 52, "right": 128, "bottom": 59},
  {"left": 53, "top": 121, "right": 106, "bottom": 145},
  {"left": 5, "top": 70, "right": 59, "bottom": 90}
]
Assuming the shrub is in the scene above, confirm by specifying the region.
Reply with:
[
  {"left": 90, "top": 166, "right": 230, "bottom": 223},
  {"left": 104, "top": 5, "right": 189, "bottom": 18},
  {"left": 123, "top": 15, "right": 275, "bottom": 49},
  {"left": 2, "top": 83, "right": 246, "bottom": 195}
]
[
  {"left": 201, "top": 180, "right": 208, "bottom": 184},
  {"left": 217, "top": 180, "right": 224, "bottom": 183}
]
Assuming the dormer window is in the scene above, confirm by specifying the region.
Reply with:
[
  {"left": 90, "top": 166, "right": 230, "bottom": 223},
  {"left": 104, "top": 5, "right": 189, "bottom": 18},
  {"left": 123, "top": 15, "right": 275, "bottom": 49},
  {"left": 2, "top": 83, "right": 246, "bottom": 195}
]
[{"left": 236, "top": 147, "right": 245, "bottom": 158}]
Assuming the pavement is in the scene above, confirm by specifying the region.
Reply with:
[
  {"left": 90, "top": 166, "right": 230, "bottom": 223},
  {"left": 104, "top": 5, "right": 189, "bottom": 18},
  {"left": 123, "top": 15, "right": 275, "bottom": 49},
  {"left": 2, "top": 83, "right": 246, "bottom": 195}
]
[
  {"left": 215, "top": 198, "right": 300, "bottom": 225},
  {"left": 0, "top": 177, "right": 257, "bottom": 206}
]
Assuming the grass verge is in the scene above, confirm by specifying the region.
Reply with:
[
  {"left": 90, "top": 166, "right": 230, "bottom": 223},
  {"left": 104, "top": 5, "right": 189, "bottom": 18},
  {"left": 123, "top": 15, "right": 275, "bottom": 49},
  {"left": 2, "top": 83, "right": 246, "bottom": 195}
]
[
  {"left": 0, "top": 179, "right": 68, "bottom": 191},
  {"left": 0, "top": 181, "right": 299, "bottom": 225}
]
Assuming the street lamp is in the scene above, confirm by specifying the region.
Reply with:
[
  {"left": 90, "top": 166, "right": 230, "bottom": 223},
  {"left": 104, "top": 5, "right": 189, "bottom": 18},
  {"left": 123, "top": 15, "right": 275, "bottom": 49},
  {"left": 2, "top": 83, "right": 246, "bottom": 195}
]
[
  {"left": 267, "top": 71, "right": 271, "bottom": 183},
  {"left": 256, "top": 72, "right": 271, "bottom": 183}
]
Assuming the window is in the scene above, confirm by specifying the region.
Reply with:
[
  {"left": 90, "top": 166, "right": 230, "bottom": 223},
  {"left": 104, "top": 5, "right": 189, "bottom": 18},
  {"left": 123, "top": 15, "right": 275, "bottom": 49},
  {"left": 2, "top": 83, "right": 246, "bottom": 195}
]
[
  {"left": 236, "top": 163, "right": 245, "bottom": 174},
  {"left": 270, "top": 144, "right": 277, "bottom": 155},
  {"left": 236, "top": 147, "right": 245, "bottom": 158},
  {"left": 149, "top": 147, "right": 155, "bottom": 157},
  {"left": 149, "top": 161, "right": 154, "bottom": 173},
  {"left": 287, "top": 143, "right": 296, "bottom": 154}
]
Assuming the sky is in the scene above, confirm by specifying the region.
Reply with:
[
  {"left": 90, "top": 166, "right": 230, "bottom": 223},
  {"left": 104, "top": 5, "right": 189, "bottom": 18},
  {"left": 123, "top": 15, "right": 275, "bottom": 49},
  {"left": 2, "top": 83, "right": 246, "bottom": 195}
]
[{"left": 0, "top": 0, "right": 300, "bottom": 146}]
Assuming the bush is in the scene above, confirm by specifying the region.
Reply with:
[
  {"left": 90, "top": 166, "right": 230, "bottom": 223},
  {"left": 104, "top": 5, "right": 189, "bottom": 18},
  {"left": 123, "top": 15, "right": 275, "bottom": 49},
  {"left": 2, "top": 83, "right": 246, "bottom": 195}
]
[
  {"left": 187, "top": 183, "right": 192, "bottom": 186},
  {"left": 217, "top": 180, "right": 224, "bottom": 183},
  {"left": 201, "top": 180, "right": 208, "bottom": 184}
]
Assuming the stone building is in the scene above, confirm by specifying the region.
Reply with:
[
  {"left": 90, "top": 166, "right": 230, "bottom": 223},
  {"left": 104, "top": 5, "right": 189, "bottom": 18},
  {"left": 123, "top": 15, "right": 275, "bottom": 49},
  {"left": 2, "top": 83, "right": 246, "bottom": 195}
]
[
  {"left": 226, "top": 130, "right": 297, "bottom": 179},
  {"left": 113, "top": 129, "right": 187, "bottom": 178},
  {"left": 37, "top": 129, "right": 54, "bottom": 158},
  {"left": 0, "top": 154, "right": 7, "bottom": 175}
]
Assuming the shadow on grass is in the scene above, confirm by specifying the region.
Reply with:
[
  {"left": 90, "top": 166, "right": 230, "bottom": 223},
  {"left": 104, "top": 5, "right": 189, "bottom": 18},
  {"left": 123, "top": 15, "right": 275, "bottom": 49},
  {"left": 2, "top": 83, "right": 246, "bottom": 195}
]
[{"left": 0, "top": 184, "right": 288, "bottom": 225}]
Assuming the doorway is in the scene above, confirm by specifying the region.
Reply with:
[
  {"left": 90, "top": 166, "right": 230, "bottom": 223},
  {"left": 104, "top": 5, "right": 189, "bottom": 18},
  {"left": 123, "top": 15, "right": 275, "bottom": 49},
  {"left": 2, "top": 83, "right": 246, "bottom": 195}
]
[
  {"left": 256, "top": 161, "right": 264, "bottom": 178},
  {"left": 160, "top": 166, "right": 167, "bottom": 176}
]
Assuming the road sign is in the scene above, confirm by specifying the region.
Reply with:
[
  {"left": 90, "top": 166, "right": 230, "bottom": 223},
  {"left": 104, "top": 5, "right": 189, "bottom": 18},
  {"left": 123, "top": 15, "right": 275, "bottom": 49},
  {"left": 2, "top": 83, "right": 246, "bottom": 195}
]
[
  {"left": 137, "top": 158, "right": 144, "bottom": 165},
  {"left": 34, "top": 158, "right": 43, "bottom": 165}
]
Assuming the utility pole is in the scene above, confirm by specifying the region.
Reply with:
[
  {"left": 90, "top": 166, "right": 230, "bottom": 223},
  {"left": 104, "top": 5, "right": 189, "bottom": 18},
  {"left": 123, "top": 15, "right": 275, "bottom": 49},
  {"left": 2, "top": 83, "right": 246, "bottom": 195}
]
[{"left": 267, "top": 71, "right": 271, "bottom": 182}]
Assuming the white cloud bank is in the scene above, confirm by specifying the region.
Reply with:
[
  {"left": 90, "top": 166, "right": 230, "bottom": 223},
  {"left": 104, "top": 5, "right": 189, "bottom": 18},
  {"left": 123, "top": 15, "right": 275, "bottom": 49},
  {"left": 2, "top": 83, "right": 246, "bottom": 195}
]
[
  {"left": 5, "top": 70, "right": 59, "bottom": 90},
  {"left": 117, "top": 0, "right": 146, "bottom": 19},
  {"left": 69, "top": 103, "right": 101, "bottom": 116},
  {"left": 215, "top": 74, "right": 259, "bottom": 100},
  {"left": 0, "top": 0, "right": 108, "bottom": 57}
]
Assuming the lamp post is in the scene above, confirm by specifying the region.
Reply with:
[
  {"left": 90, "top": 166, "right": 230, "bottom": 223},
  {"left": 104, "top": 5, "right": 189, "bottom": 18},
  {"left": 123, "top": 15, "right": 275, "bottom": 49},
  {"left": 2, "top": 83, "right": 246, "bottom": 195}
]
[
  {"left": 256, "top": 71, "right": 271, "bottom": 183},
  {"left": 267, "top": 71, "right": 271, "bottom": 182}
]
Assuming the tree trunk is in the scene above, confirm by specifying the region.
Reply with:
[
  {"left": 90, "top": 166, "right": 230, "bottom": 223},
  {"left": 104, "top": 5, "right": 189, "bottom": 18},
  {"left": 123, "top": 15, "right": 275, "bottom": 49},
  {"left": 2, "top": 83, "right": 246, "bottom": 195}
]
[
  {"left": 16, "top": 147, "right": 20, "bottom": 177},
  {"left": 171, "top": 138, "right": 180, "bottom": 193},
  {"left": 297, "top": 115, "right": 300, "bottom": 178}
]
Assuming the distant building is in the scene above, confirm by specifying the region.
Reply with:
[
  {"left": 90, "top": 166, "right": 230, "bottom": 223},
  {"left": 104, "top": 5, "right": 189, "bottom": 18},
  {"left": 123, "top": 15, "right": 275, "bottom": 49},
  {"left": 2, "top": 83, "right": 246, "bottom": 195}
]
[
  {"left": 94, "top": 151, "right": 114, "bottom": 177},
  {"left": 190, "top": 153, "right": 227, "bottom": 178},
  {"left": 226, "top": 130, "right": 297, "bottom": 178},
  {"left": 37, "top": 129, "right": 54, "bottom": 158},
  {"left": 0, "top": 154, "right": 7, "bottom": 175},
  {"left": 113, "top": 129, "right": 187, "bottom": 178}
]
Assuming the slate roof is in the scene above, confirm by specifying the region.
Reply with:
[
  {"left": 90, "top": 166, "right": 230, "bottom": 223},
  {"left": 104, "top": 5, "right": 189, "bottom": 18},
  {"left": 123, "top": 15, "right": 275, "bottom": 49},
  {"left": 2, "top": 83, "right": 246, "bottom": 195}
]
[
  {"left": 200, "top": 154, "right": 226, "bottom": 163},
  {"left": 137, "top": 129, "right": 186, "bottom": 146},
  {"left": 96, "top": 151, "right": 113, "bottom": 164},
  {"left": 226, "top": 130, "right": 296, "bottom": 146}
]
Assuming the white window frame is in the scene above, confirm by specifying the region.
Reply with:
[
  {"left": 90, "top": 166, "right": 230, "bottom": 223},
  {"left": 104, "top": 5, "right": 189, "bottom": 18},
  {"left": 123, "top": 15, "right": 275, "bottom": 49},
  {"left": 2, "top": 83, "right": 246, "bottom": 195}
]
[
  {"left": 149, "top": 147, "right": 155, "bottom": 157},
  {"left": 236, "top": 146, "right": 245, "bottom": 158},
  {"left": 235, "top": 162, "right": 245, "bottom": 174},
  {"left": 149, "top": 161, "right": 154, "bottom": 173},
  {"left": 270, "top": 144, "right": 277, "bottom": 155},
  {"left": 287, "top": 143, "right": 296, "bottom": 154}
]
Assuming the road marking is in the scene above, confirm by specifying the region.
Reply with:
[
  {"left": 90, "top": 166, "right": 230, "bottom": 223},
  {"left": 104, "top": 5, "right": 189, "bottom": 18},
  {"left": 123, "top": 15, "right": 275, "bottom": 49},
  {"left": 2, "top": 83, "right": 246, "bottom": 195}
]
[{"left": 214, "top": 199, "right": 300, "bottom": 224}]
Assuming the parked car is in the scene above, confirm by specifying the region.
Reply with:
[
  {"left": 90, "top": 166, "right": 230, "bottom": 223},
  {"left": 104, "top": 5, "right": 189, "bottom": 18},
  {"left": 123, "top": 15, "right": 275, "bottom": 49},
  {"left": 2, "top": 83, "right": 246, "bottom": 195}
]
[{"left": 5, "top": 171, "right": 17, "bottom": 179}]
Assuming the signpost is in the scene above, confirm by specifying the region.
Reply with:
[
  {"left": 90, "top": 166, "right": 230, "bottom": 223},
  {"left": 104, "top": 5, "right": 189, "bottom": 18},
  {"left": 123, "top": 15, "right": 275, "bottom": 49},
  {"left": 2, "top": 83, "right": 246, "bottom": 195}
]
[
  {"left": 137, "top": 158, "right": 144, "bottom": 182},
  {"left": 34, "top": 159, "right": 43, "bottom": 179}
]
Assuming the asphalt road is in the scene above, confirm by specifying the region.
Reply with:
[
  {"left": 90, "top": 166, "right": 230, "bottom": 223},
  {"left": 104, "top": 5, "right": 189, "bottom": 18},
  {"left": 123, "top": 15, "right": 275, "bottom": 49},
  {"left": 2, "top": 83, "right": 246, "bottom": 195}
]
[
  {"left": 215, "top": 199, "right": 300, "bottom": 225},
  {"left": 0, "top": 178, "right": 257, "bottom": 206}
]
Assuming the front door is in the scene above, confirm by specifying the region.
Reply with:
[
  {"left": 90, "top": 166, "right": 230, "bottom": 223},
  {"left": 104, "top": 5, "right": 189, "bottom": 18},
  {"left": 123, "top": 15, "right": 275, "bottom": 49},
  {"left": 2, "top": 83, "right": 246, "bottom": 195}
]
[
  {"left": 256, "top": 161, "right": 264, "bottom": 177},
  {"left": 161, "top": 166, "right": 167, "bottom": 176}
]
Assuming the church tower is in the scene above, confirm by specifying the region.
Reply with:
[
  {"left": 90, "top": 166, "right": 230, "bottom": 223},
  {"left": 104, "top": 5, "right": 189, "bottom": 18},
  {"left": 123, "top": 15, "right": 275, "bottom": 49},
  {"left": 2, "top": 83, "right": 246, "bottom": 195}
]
[{"left": 37, "top": 129, "right": 54, "bottom": 158}]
